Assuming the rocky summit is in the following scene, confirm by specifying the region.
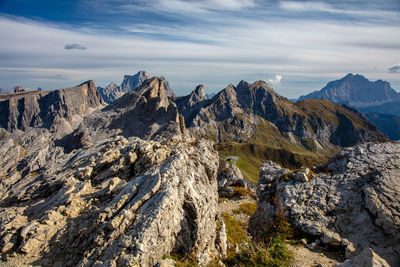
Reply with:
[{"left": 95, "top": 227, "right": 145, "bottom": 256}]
[
  {"left": 249, "top": 142, "right": 400, "bottom": 266},
  {"left": 0, "top": 77, "right": 226, "bottom": 266}
]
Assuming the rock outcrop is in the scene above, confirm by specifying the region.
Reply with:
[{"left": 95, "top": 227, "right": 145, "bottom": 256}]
[
  {"left": 0, "top": 76, "right": 225, "bottom": 266},
  {"left": 299, "top": 73, "right": 400, "bottom": 107},
  {"left": 249, "top": 142, "right": 400, "bottom": 266},
  {"left": 217, "top": 158, "right": 254, "bottom": 198},
  {"left": 159, "top": 77, "right": 176, "bottom": 98},
  {"left": 175, "top": 84, "right": 209, "bottom": 124},
  {"left": 0, "top": 80, "right": 105, "bottom": 138}
]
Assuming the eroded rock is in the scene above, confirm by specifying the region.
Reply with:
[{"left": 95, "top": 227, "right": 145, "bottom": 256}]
[{"left": 249, "top": 143, "right": 400, "bottom": 266}]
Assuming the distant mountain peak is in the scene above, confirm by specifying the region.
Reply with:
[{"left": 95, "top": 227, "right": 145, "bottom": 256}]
[
  {"left": 97, "top": 71, "right": 176, "bottom": 103},
  {"left": 299, "top": 74, "right": 400, "bottom": 107}
]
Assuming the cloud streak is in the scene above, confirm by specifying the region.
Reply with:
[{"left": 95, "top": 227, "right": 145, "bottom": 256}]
[
  {"left": 388, "top": 63, "right": 400, "bottom": 73},
  {"left": 64, "top": 43, "right": 86, "bottom": 50}
]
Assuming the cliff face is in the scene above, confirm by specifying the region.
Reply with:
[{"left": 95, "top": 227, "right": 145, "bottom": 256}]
[
  {"left": 0, "top": 77, "right": 225, "bottom": 266},
  {"left": 299, "top": 73, "right": 400, "bottom": 107},
  {"left": 0, "top": 80, "right": 105, "bottom": 137}
]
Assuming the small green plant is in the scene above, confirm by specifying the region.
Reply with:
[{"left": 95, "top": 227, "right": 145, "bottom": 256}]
[{"left": 222, "top": 212, "right": 248, "bottom": 246}]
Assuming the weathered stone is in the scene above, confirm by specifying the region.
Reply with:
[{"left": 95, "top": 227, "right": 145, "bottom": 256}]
[
  {"left": 249, "top": 143, "right": 400, "bottom": 266},
  {"left": 0, "top": 77, "right": 225, "bottom": 267},
  {"left": 337, "top": 247, "right": 391, "bottom": 267}
]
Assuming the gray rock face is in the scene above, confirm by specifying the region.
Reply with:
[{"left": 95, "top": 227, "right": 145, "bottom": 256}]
[
  {"left": 0, "top": 76, "right": 225, "bottom": 266},
  {"left": 249, "top": 142, "right": 400, "bottom": 266},
  {"left": 159, "top": 77, "right": 176, "bottom": 98},
  {"left": 97, "top": 82, "right": 123, "bottom": 104},
  {"left": 121, "top": 71, "right": 151, "bottom": 92},
  {"left": 175, "top": 84, "right": 209, "bottom": 125},
  {"left": 299, "top": 73, "right": 400, "bottom": 107},
  {"left": 0, "top": 80, "right": 105, "bottom": 138},
  {"left": 217, "top": 158, "right": 255, "bottom": 198}
]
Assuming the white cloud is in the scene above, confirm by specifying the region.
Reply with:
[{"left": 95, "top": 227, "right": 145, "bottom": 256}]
[
  {"left": 152, "top": 0, "right": 255, "bottom": 14},
  {"left": 388, "top": 63, "right": 400, "bottom": 73},
  {"left": 0, "top": 12, "right": 399, "bottom": 97},
  {"left": 268, "top": 74, "right": 282, "bottom": 87},
  {"left": 279, "top": 1, "right": 332, "bottom": 12}
]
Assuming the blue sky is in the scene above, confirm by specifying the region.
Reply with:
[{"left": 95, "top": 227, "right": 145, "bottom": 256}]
[{"left": 0, "top": 0, "right": 399, "bottom": 97}]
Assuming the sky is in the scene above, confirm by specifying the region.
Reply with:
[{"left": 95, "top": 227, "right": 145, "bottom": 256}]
[{"left": 0, "top": 0, "right": 399, "bottom": 98}]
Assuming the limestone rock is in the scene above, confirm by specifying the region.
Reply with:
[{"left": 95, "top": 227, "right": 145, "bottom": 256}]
[
  {"left": 249, "top": 143, "right": 400, "bottom": 266},
  {"left": 337, "top": 247, "right": 390, "bottom": 267},
  {"left": 0, "top": 76, "right": 225, "bottom": 266},
  {"left": 217, "top": 158, "right": 254, "bottom": 198}
]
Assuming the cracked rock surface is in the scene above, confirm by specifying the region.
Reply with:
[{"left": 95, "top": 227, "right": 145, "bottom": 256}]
[{"left": 249, "top": 142, "right": 400, "bottom": 266}]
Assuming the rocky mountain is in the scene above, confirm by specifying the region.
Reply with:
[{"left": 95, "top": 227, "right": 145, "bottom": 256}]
[
  {"left": 159, "top": 76, "right": 176, "bottom": 98},
  {"left": 249, "top": 142, "right": 400, "bottom": 266},
  {"left": 97, "top": 71, "right": 176, "bottom": 104},
  {"left": 206, "top": 92, "right": 216, "bottom": 99},
  {"left": 121, "top": 71, "right": 150, "bottom": 92},
  {"left": 97, "top": 82, "right": 123, "bottom": 104},
  {"left": 299, "top": 73, "right": 400, "bottom": 107},
  {"left": 0, "top": 77, "right": 226, "bottom": 266},
  {"left": 0, "top": 80, "right": 105, "bottom": 138},
  {"left": 176, "top": 80, "right": 388, "bottom": 170}
]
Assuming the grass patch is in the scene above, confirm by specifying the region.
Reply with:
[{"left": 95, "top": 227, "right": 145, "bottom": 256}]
[
  {"left": 233, "top": 203, "right": 257, "bottom": 216},
  {"left": 222, "top": 212, "right": 248, "bottom": 246}
]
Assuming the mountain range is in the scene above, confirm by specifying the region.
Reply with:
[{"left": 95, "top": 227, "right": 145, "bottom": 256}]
[
  {"left": 299, "top": 73, "right": 400, "bottom": 107},
  {"left": 0, "top": 74, "right": 397, "bottom": 266},
  {"left": 175, "top": 79, "right": 387, "bottom": 176},
  {"left": 299, "top": 73, "right": 400, "bottom": 140}
]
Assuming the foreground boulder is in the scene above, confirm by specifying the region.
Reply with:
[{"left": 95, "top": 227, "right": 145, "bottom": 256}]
[
  {"left": 249, "top": 143, "right": 400, "bottom": 266},
  {"left": 217, "top": 158, "right": 254, "bottom": 198},
  {"left": 0, "top": 77, "right": 225, "bottom": 266}
]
